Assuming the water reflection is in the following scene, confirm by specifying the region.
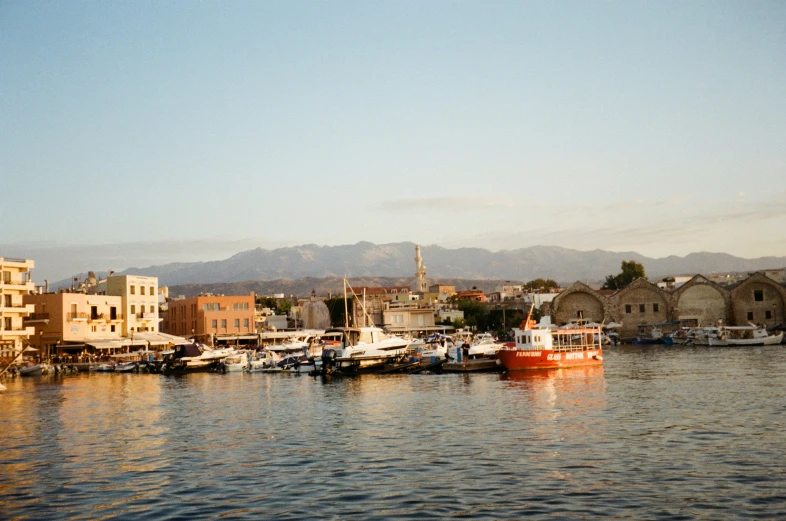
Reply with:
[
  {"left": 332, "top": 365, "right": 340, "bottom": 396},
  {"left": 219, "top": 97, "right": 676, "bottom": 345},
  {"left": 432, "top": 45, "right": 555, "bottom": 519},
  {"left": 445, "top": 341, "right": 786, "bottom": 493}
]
[{"left": 2, "top": 348, "right": 786, "bottom": 520}]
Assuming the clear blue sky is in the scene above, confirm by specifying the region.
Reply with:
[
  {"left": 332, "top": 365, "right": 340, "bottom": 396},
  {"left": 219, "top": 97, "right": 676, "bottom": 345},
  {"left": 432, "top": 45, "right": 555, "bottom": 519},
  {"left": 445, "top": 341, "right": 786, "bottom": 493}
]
[{"left": 2, "top": 1, "right": 785, "bottom": 280}]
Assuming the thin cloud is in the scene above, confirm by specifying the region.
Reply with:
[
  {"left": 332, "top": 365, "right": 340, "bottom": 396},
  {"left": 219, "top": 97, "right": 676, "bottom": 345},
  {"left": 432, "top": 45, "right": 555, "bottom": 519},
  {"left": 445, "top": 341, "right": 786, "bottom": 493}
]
[{"left": 377, "top": 196, "right": 514, "bottom": 212}]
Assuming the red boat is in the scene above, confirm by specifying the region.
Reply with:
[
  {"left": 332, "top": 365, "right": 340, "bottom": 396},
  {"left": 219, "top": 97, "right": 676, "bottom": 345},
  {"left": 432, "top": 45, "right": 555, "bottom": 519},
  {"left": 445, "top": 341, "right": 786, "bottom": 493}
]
[{"left": 498, "top": 318, "right": 603, "bottom": 371}]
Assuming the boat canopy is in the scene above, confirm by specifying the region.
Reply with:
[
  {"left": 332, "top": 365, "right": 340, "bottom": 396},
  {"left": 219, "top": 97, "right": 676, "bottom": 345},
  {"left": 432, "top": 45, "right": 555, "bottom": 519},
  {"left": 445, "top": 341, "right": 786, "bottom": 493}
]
[{"left": 174, "top": 344, "right": 203, "bottom": 358}]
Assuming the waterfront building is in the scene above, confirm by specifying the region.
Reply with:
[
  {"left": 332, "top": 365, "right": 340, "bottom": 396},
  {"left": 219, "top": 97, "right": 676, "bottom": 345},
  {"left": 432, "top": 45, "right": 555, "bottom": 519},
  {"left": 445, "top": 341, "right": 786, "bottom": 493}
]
[
  {"left": 24, "top": 292, "right": 125, "bottom": 357},
  {"left": 163, "top": 293, "right": 256, "bottom": 345},
  {"left": 382, "top": 301, "right": 436, "bottom": 333},
  {"left": 0, "top": 257, "right": 35, "bottom": 359},
  {"left": 105, "top": 275, "right": 160, "bottom": 336},
  {"left": 547, "top": 272, "right": 786, "bottom": 338}
]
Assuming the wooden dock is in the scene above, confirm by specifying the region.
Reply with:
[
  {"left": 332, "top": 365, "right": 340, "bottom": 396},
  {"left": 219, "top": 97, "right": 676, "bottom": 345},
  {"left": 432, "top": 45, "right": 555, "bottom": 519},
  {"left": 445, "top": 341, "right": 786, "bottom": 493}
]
[{"left": 442, "top": 359, "right": 502, "bottom": 372}]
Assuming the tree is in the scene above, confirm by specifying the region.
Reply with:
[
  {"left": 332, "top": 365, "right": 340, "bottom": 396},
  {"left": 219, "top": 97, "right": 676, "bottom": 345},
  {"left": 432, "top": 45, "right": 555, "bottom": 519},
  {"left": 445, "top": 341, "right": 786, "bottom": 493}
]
[
  {"left": 324, "top": 296, "right": 352, "bottom": 327},
  {"left": 525, "top": 278, "right": 560, "bottom": 292},
  {"left": 602, "top": 260, "right": 646, "bottom": 290}
]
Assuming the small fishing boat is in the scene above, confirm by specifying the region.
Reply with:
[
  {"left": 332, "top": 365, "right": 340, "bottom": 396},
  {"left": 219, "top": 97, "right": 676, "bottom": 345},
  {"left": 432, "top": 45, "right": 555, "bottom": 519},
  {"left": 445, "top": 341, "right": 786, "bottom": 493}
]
[
  {"left": 114, "top": 361, "right": 138, "bottom": 373},
  {"left": 708, "top": 324, "right": 784, "bottom": 346},
  {"left": 19, "top": 363, "right": 44, "bottom": 376}
]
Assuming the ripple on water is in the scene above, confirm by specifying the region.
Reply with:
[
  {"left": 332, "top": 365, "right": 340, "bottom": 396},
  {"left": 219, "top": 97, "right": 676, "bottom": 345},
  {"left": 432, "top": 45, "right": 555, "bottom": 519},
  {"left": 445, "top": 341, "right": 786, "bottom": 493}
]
[{"left": 2, "top": 347, "right": 786, "bottom": 519}]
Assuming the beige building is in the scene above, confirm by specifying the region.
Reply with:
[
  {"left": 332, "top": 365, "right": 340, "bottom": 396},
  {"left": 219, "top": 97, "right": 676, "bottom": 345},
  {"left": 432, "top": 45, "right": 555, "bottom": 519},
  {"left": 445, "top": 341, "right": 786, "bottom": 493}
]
[
  {"left": 0, "top": 257, "right": 35, "bottom": 359},
  {"left": 382, "top": 301, "right": 437, "bottom": 333},
  {"left": 24, "top": 292, "right": 125, "bottom": 357}
]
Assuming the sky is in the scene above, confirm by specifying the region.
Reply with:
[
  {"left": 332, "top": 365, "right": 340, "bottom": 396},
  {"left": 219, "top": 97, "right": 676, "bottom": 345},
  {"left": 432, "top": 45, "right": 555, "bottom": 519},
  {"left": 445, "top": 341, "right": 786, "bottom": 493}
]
[{"left": 2, "top": 1, "right": 785, "bottom": 282}]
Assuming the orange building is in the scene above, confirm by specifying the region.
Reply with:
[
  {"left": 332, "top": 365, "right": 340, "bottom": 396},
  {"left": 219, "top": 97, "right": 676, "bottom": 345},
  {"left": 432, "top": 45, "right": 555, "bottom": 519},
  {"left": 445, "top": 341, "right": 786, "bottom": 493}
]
[
  {"left": 456, "top": 290, "right": 487, "bottom": 302},
  {"left": 164, "top": 293, "right": 256, "bottom": 345}
]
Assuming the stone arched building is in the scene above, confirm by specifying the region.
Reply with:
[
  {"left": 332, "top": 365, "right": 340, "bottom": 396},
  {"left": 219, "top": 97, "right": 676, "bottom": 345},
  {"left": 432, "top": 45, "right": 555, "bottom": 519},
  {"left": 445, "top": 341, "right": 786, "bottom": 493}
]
[
  {"left": 547, "top": 272, "right": 786, "bottom": 340},
  {"left": 672, "top": 275, "right": 730, "bottom": 327},
  {"left": 730, "top": 273, "right": 786, "bottom": 328},
  {"left": 550, "top": 282, "right": 608, "bottom": 325}
]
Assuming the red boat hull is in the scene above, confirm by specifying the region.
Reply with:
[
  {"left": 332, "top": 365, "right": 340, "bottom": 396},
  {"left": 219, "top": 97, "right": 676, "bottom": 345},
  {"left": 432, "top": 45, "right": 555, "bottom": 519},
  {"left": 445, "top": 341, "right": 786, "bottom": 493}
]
[{"left": 497, "top": 348, "right": 603, "bottom": 370}]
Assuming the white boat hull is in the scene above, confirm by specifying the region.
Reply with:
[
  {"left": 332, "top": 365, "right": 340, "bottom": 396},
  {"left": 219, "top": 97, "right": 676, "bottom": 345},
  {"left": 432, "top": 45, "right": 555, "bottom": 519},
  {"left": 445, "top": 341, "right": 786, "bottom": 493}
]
[{"left": 709, "top": 332, "right": 783, "bottom": 346}]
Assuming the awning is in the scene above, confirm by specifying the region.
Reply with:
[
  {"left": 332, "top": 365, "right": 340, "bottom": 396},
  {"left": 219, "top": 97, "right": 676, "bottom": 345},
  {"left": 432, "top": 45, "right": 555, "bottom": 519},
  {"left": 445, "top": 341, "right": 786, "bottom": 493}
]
[
  {"left": 87, "top": 340, "right": 125, "bottom": 350},
  {"left": 126, "top": 332, "right": 190, "bottom": 346},
  {"left": 215, "top": 334, "right": 259, "bottom": 341}
]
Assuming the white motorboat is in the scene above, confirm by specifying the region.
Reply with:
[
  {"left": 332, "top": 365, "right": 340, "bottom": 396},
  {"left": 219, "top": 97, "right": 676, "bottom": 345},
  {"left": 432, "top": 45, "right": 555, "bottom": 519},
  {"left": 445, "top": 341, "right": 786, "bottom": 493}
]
[
  {"left": 161, "top": 344, "right": 236, "bottom": 373},
  {"left": 467, "top": 333, "right": 504, "bottom": 358},
  {"left": 709, "top": 324, "right": 784, "bottom": 346},
  {"left": 418, "top": 334, "right": 454, "bottom": 360},
  {"left": 221, "top": 353, "right": 249, "bottom": 372},
  {"left": 323, "top": 326, "right": 409, "bottom": 371}
]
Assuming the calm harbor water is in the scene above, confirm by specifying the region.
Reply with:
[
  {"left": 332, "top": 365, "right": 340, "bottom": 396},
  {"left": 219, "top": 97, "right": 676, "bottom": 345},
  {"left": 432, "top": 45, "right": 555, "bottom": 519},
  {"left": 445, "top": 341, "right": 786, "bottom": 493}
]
[{"left": 2, "top": 345, "right": 785, "bottom": 520}]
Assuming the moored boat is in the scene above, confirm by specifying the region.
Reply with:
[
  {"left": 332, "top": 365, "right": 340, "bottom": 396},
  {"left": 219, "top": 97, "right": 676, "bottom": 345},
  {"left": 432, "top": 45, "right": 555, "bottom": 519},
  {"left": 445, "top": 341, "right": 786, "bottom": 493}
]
[
  {"left": 708, "top": 324, "right": 784, "bottom": 346},
  {"left": 498, "top": 317, "right": 603, "bottom": 370}
]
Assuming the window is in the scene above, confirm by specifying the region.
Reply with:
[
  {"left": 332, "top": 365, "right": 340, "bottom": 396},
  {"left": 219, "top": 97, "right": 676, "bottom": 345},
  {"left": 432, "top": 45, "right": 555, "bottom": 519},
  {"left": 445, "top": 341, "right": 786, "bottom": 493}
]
[
  {"left": 653, "top": 303, "right": 659, "bottom": 312},
  {"left": 754, "top": 290, "right": 764, "bottom": 302},
  {"left": 625, "top": 304, "right": 632, "bottom": 314},
  {"left": 131, "top": 305, "right": 136, "bottom": 314},
  {"left": 765, "top": 310, "right": 772, "bottom": 320},
  {"left": 4, "top": 294, "right": 12, "bottom": 307},
  {"left": 91, "top": 306, "right": 98, "bottom": 319},
  {"left": 91, "top": 325, "right": 96, "bottom": 332},
  {"left": 130, "top": 285, "right": 135, "bottom": 295},
  {"left": 149, "top": 286, "right": 154, "bottom": 295},
  {"left": 233, "top": 302, "right": 249, "bottom": 311},
  {"left": 639, "top": 304, "right": 645, "bottom": 313},
  {"left": 234, "top": 319, "right": 240, "bottom": 328},
  {"left": 111, "top": 325, "right": 116, "bottom": 332},
  {"left": 4, "top": 317, "right": 11, "bottom": 330},
  {"left": 150, "top": 305, "right": 155, "bottom": 313},
  {"left": 244, "top": 318, "right": 249, "bottom": 328},
  {"left": 221, "top": 319, "right": 227, "bottom": 328},
  {"left": 110, "top": 307, "right": 117, "bottom": 320},
  {"left": 211, "top": 319, "right": 217, "bottom": 328},
  {"left": 2, "top": 271, "right": 10, "bottom": 283},
  {"left": 140, "top": 286, "right": 145, "bottom": 295},
  {"left": 747, "top": 312, "right": 754, "bottom": 320}
]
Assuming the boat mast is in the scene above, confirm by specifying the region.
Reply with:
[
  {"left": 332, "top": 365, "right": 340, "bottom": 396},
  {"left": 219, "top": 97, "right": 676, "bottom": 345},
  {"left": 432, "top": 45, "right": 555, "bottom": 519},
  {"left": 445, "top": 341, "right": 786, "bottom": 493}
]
[{"left": 343, "top": 277, "right": 349, "bottom": 328}]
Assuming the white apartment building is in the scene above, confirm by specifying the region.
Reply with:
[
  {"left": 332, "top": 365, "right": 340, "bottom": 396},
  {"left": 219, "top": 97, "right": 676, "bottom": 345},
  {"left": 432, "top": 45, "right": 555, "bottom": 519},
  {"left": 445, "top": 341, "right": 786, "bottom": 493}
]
[
  {"left": 0, "top": 257, "right": 36, "bottom": 358},
  {"left": 105, "top": 275, "right": 160, "bottom": 336}
]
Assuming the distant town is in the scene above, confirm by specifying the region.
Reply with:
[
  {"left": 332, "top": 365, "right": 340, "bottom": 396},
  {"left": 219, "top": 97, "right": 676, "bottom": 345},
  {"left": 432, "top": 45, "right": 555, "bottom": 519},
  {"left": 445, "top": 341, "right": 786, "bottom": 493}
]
[{"left": 1, "top": 245, "right": 785, "bottom": 362}]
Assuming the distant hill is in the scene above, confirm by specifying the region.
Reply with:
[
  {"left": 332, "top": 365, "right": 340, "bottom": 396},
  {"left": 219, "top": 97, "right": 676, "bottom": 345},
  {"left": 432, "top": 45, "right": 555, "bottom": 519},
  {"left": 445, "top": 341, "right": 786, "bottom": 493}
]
[
  {"left": 167, "top": 277, "right": 508, "bottom": 299},
  {"left": 52, "top": 242, "right": 786, "bottom": 291}
]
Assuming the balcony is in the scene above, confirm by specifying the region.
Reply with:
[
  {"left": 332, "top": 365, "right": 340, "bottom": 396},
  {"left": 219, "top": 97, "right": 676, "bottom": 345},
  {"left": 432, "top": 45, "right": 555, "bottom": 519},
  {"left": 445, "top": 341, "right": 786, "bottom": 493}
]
[
  {"left": 0, "top": 326, "right": 35, "bottom": 336},
  {"left": 23, "top": 312, "right": 50, "bottom": 324},
  {"left": 137, "top": 313, "right": 157, "bottom": 320},
  {"left": 109, "top": 314, "right": 124, "bottom": 322},
  {"left": 0, "top": 280, "right": 36, "bottom": 291},
  {"left": 67, "top": 312, "right": 89, "bottom": 322}
]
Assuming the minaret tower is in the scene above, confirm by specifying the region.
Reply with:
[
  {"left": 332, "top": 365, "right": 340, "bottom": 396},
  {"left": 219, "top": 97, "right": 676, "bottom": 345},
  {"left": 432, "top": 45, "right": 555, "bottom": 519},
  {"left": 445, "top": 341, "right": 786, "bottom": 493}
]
[{"left": 414, "top": 245, "right": 428, "bottom": 292}]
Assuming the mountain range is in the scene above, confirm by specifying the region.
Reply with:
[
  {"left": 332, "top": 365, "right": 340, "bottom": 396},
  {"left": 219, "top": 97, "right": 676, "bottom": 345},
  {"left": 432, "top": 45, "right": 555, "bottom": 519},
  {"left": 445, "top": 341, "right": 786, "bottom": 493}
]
[{"left": 52, "top": 242, "right": 786, "bottom": 292}]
